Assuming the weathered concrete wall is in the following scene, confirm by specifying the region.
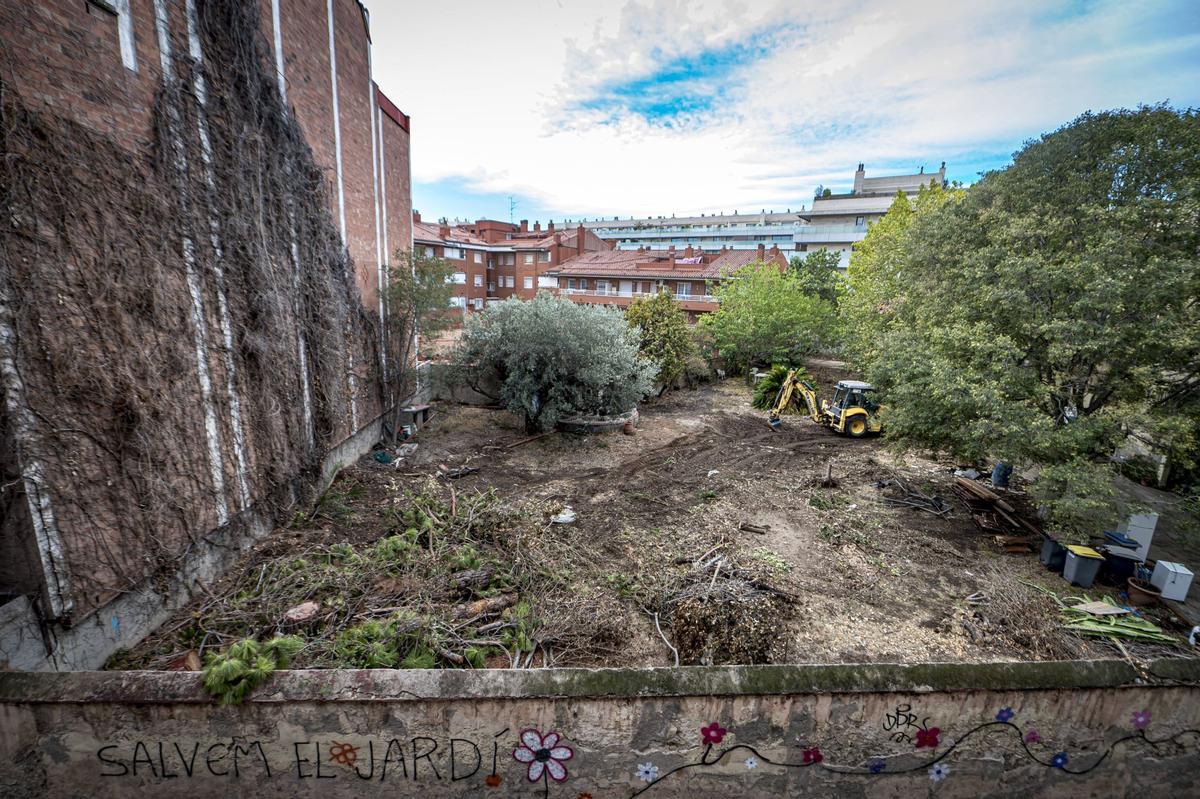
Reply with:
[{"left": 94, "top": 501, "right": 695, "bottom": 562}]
[{"left": 2, "top": 660, "right": 1198, "bottom": 798}]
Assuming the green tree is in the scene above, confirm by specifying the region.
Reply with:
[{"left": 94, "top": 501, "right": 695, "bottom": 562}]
[
  {"left": 860, "top": 106, "right": 1200, "bottom": 539},
  {"left": 450, "top": 294, "right": 656, "bottom": 432},
  {"left": 699, "top": 262, "right": 835, "bottom": 375},
  {"left": 624, "top": 290, "right": 695, "bottom": 389},
  {"left": 789, "top": 248, "right": 844, "bottom": 306},
  {"left": 841, "top": 186, "right": 958, "bottom": 364},
  {"left": 382, "top": 250, "right": 456, "bottom": 439}
]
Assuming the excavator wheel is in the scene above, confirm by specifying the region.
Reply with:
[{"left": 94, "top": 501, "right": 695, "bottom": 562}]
[{"left": 845, "top": 415, "right": 869, "bottom": 438}]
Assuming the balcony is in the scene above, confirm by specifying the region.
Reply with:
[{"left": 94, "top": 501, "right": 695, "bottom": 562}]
[
  {"left": 561, "top": 288, "right": 719, "bottom": 310},
  {"left": 793, "top": 223, "right": 868, "bottom": 244}
]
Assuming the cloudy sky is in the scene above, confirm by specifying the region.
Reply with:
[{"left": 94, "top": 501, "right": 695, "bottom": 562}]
[{"left": 369, "top": 0, "right": 1200, "bottom": 224}]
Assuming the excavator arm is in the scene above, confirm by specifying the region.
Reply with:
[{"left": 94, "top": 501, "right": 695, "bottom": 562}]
[{"left": 768, "top": 370, "right": 824, "bottom": 430}]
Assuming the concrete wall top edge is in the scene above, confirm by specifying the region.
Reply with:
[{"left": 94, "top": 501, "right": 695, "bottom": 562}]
[{"left": 3, "top": 659, "right": 1189, "bottom": 705}]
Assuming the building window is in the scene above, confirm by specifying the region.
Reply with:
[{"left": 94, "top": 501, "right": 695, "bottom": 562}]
[
  {"left": 523, "top": 253, "right": 534, "bottom": 264},
  {"left": 596, "top": 280, "right": 610, "bottom": 294},
  {"left": 799, "top": 244, "right": 808, "bottom": 252},
  {"left": 449, "top": 296, "right": 465, "bottom": 308},
  {"left": 444, "top": 247, "right": 463, "bottom": 260},
  {"left": 473, "top": 252, "right": 482, "bottom": 263},
  {"left": 473, "top": 298, "right": 484, "bottom": 310},
  {"left": 488, "top": 282, "right": 496, "bottom": 292},
  {"left": 474, "top": 274, "right": 483, "bottom": 287},
  {"left": 855, "top": 216, "right": 865, "bottom": 226},
  {"left": 452, "top": 272, "right": 467, "bottom": 284},
  {"left": 423, "top": 246, "right": 435, "bottom": 258},
  {"left": 567, "top": 278, "right": 576, "bottom": 289},
  {"left": 523, "top": 277, "right": 533, "bottom": 289},
  {"left": 538, "top": 251, "right": 551, "bottom": 263},
  {"left": 677, "top": 282, "right": 691, "bottom": 297}
]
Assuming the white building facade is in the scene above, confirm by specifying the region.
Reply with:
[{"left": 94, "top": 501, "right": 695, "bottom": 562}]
[{"left": 570, "top": 164, "right": 947, "bottom": 268}]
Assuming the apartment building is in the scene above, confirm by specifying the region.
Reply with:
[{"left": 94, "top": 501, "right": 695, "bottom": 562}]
[
  {"left": 569, "top": 163, "right": 946, "bottom": 268},
  {"left": 413, "top": 213, "right": 609, "bottom": 309},
  {"left": 548, "top": 244, "right": 791, "bottom": 322},
  {"left": 585, "top": 211, "right": 802, "bottom": 253},
  {"left": 796, "top": 163, "right": 946, "bottom": 267}
]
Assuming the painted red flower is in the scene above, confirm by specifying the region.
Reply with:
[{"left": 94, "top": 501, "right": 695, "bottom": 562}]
[
  {"left": 802, "top": 746, "right": 823, "bottom": 764},
  {"left": 1024, "top": 729, "right": 1041, "bottom": 745},
  {"left": 513, "top": 728, "right": 573, "bottom": 783},
  {"left": 701, "top": 722, "right": 727, "bottom": 745},
  {"left": 485, "top": 773, "right": 502, "bottom": 787},
  {"left": 915, "top": 727, "right": 941, "bottom": 748}
]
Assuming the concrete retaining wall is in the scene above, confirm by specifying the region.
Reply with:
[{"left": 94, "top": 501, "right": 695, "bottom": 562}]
[{"left": 2, "top": 660, "right": 1198, "bottom": 798}]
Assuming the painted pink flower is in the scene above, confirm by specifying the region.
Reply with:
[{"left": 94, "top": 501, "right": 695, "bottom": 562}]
[
  {"left": 802, "top": 746, "right": 823, "bottom": 764},
  {"left": 1024, "top": 729, "right": 1041, "bottom": 745},
  {"left": 1131, "top": 710, "right": 1151, "bottom": 730},
  {"left": 915, "top": 727, "right": 941, "bottom": 749},
  {"left": 701, "top": 722, "right": 727, "bottom": 745},
  {"left": 513, "top": 729, "right": 573, "bottom": 783}
]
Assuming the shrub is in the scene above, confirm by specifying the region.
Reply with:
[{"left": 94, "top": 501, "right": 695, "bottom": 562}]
[{"left": 450, "top": 294, "right": 656, "bottom": 432}]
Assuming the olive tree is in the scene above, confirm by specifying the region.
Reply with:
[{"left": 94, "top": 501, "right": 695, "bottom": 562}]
[{"left": 450, "top": 294, "right": 656, "bottom": 432}]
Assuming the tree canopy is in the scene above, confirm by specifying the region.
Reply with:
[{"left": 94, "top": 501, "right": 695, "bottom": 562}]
[
  {"left": 700, "top": 262, "right": 836, "bottom": 375},
  {"left": 850, "top": 106, "right": 1200, "bottom": 538},
  {"left": 624, "top": 290, "right": 695, "bottom": 389},
  {"left": 450, "top": 294, "right": 656, "bottom": 433},
  {"left": 789, "top": 248, "right": 844, "bottom": 307}
]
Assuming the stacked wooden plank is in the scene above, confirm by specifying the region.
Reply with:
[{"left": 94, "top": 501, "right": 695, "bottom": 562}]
[{"left": 952, "top": 477, "right": 1041, "bottom": 551}]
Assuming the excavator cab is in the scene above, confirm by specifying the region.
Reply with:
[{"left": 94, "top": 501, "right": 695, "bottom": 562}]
[{"left": 826, "top": 380, "right": 882, "bottom": 437}]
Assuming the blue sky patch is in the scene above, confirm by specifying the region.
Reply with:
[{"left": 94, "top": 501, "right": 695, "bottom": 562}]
[{"left": 571, "top": 33, "right": 781, "bottom": 125}]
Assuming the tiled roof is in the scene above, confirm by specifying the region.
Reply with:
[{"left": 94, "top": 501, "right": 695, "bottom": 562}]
[
  {"left": 413, "top": 221, "right": 489, "bottom": 247},
  {"left": 549, "top": 248, "right": 786, "bottom": 280}
]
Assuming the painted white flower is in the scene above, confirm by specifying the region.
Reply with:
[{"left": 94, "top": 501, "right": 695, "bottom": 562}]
[
  {"left": 745, "top": 756, "right": 758, "bottom": 769},
  {"left": 929, "top": 762, "right": 950, "bottom": 782},
  {"left": 636, "top": 762, "right": 659, "bottom": 782},
  {"left": 512, "top": 728, "right": 573, "bottom": 783}
]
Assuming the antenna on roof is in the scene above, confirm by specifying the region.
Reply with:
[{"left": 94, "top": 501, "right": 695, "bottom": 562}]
[{"left": 508, "top": 195, "right": 517, "bottom": 225}]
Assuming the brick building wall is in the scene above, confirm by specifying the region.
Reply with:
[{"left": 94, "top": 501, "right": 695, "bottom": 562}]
[{"left": 0, "top": 0, "right": 412, "bottom": 670}]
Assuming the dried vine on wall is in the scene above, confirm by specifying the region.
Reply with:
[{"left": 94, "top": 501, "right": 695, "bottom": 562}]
[{"left": 0, "top": 0, "right": 379, "bottom": 619}]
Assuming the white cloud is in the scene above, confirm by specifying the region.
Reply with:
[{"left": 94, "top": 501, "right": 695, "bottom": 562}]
[{"left": 368, "top": 0, "right": 1200, "bottom": 218}]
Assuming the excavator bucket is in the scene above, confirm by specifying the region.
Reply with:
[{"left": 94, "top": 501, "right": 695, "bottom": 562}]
[{"left": 769, "top": 416, "right": 782, "bottom": 431}]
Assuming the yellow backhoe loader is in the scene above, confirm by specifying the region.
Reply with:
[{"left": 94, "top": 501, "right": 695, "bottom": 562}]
[{"left": 767, "top": 370, "right": 883, "bottom": 437}]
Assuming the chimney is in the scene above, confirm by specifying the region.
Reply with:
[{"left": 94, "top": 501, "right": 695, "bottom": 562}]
[
  {"left": 668, "top": 245, "right": 675, "bottom": 254},
  {"left": 853, "top": 162, "right": 865, "bottom": 194},
  {"left": 939, "top": 161, "right": 947, "bottom": 182},
  {"left": 520, "top": 219, "right": 528, "bottom": 232},
  {"left": 576, "top": 224, "right": 586, "bottom": 256},
  {"left": 769, "top": 244, "right": 779, "bottom": 256},
  {"left": 684, "top": 245, "right": 693, "bottom": 258},
  {"left": 412, "top": 209, "right": 422, "bottom": 223},
  {"left": 548, "top": 221, "right": 555, "bottom": 233},
  {"left": 756, "top": 243, "right": 765, "bottom": 261},
  {"left": 439, "top": 222, "right": 451, "bottom": 240},
  {"left": 554, "top": 233, "right": 562, "bottom": 245},
  {"left": 534, "top": 221, "right": 541, "bottom": 232}
]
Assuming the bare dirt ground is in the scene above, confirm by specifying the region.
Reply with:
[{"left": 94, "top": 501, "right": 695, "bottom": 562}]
[{"left": 119, "top": 365, "right": 1198, "bottom": 670}]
